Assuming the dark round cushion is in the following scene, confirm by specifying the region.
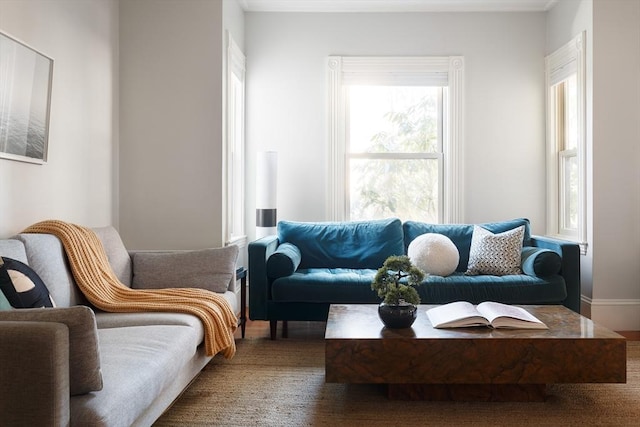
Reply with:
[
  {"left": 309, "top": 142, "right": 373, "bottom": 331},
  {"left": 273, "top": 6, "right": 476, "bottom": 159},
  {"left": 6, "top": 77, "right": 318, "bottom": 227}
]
[
  {"left": 521, "top": 248, "right": 562, "bottom": 277},
  {"left": 267, "top": 243, "right": 302, "bottom": 278},
  {"left": 0, "top": 257, "right": 55, "bottom": 308}
]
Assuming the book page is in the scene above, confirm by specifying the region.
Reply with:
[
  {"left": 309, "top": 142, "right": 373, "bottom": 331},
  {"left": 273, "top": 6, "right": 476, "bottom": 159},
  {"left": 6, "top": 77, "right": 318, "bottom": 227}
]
[
  {"left": 476, "top": 302, "right": 547, "bottom": 329},
  {"left": 426, "top": 301, "right": 489, "bottom": 328}
]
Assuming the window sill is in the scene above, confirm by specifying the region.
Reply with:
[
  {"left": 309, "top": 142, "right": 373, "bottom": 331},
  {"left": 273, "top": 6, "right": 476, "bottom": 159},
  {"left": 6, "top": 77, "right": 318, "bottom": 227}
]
[
  {"left": 226, "top": 235, "right": 248, "bottom": 248},
  {"left": 545, "top": 233, "right": 588, "bottom": 256}
]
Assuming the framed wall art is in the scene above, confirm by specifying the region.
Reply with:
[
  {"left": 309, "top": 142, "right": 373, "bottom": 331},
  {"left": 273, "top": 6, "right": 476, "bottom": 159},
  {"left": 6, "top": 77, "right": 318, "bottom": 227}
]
[{"left": 0, "top": 30, "right": 54, "bottom": 164}]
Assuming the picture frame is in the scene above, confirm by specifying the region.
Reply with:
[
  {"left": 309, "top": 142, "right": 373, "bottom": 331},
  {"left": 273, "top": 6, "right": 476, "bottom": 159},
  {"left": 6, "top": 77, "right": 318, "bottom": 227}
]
[{"left": 0, "top": 30, "right": 54, "bottom": 164}]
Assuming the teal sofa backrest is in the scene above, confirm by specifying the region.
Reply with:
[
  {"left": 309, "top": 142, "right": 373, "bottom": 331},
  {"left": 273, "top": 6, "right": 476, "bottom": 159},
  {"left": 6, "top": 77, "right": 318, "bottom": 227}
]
[
  {"left": 277, "top": 218, "right": 404, "bottom": 269},
  {"left": 402, "top": 218, "right": 532, "bottom": 272}
]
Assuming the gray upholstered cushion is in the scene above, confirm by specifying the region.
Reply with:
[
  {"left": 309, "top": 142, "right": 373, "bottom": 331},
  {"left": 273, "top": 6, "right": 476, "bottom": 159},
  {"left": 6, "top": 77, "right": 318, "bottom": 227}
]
[
  {"left": 95, "top": 311, "right": 205, "bottom": 344},
  {"left": 0, "top": 239, "right": 28, "bottom": 263},
  {"left": 0, "top": 306, "right": 103, "bottom": 395},
  {"left": 13, "top": 234, "right": 87, "bottom": 307},
  {"left": 92, "top": 226, "right": 132, "bottom": 287},
  {"left": 132, "top": 245, "right": 239, "bottom": 293},
  {"left": 71, "top": 324, "right": 202, "bottom": 426}
]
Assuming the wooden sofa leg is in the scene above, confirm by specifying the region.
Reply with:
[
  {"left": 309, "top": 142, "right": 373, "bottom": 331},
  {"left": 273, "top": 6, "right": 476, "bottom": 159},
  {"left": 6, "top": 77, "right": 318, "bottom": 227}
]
[
  {"left": 282, "top": 320, "right": 288, "bottom": 338},
  {"left": 270, "top": 320, "right": 277, "bottom": 340}
]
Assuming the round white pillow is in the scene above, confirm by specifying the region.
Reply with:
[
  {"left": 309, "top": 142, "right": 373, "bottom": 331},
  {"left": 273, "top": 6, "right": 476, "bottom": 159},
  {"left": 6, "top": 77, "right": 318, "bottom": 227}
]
[{"left": 407, "top": 233, "right": 460, "bottom": 277}]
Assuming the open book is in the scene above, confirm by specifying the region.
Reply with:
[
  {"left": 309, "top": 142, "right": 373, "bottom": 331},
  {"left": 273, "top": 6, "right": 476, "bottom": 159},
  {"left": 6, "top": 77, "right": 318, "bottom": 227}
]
[{"left": 426, "top": 301, "right": 548, "bottom": 330}]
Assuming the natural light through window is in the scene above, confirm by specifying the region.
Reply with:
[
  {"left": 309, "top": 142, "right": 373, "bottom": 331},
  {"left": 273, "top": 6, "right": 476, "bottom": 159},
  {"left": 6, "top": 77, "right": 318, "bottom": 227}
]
[
  {"left": 225, "top": 32, "right": 246, "bottom": 247},
  {"left": 545, "top": 32, "right": 586, "bottom": 252},
  {"left": 347, "top": 86, "right": 443, "bottom": 222},
  {"left": 327, "top": 56, "right": 464, "bottom": 224},
  {"left": 555, "top": 74, "right": 578, "bottom": 233}
]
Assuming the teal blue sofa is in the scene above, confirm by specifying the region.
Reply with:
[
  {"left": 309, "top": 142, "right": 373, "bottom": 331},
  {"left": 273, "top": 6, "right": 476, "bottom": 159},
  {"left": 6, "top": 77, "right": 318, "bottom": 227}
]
[{"left": 248, "top": 218, "right": 580, "bottom": 339}]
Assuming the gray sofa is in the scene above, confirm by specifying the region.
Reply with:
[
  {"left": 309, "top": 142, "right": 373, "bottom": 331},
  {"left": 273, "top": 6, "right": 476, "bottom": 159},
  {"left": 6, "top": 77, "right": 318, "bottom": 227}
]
[{"left": 0, "top": 226, "right": 240, "bottom": 427}]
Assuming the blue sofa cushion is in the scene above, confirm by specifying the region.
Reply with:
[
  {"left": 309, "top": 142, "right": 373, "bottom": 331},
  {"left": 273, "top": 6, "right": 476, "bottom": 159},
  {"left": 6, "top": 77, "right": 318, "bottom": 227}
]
[
  {"left": 403, "top": 218, "right": 532, "bottom": 272},
  {"left": 270, "top": 269, "right": 567, "bottom": 306},
  {"left": 521, "top": 247, "right": 562, "bottom": 277},
  {"left": 267, "top": 243, "right": 302, "bottom": 278},
  {"left": 271, "top": 268, "right": 380, "bottom": 303},
  {"left": 416, "top": 273, "right": 567, "bottom": 305},
  {"left": 277, "top": 218, "right": 404, "bottom": 269}
]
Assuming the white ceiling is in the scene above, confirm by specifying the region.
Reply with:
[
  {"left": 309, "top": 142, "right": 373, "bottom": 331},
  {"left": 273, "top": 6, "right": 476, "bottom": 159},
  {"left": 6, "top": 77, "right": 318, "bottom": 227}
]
[{"left": 239, "top": 0, "right": 559, "bottom": 13}]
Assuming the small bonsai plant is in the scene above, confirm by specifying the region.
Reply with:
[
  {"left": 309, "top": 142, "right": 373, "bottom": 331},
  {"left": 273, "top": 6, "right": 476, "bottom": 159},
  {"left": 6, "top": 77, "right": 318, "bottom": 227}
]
[{"left": 372, "top": 255, "right": 424, "bottom": 306}]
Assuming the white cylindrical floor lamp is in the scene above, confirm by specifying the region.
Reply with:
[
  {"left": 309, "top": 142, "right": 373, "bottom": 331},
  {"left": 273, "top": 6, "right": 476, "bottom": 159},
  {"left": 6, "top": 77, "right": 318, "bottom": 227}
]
[{"left": 256, "top": 151, "right": 277, "bottom": 239}]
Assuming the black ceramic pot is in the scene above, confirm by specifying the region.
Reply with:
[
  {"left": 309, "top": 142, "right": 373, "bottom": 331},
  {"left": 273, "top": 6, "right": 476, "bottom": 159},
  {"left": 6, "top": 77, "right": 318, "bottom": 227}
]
[{"left": 378, "top": 302, "right": 418, "bottom": 329}]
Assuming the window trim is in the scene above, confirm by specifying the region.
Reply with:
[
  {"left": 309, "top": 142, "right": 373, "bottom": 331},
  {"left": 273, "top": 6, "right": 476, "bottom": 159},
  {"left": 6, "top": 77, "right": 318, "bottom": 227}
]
[
  {"left": 327, "top": 56, "right": 464, "bottom": 223},
  {"left": 223, "top": 32, "right": 247, "bottom": 248},
  {"left": 545, "top": 32, "right": 587, "bottom": 254}
]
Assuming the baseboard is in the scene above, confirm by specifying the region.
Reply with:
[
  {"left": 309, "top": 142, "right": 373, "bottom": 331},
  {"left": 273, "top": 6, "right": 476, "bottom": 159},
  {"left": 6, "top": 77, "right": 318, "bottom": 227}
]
[{"left": 581, "top": 296, "right": 640, "bottom": 331}]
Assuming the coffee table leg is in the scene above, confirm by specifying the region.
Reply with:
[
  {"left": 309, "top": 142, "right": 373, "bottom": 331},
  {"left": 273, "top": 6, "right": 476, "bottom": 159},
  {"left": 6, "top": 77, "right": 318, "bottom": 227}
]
[{"left": 387, "top": 384, "right": 547, "bottom": 402}]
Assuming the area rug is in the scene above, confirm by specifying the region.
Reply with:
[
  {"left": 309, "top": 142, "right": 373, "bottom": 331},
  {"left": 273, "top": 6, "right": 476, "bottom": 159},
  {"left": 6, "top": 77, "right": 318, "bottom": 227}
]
[{"left": 154, "top": 327, "right": 640, "bottom": 426}]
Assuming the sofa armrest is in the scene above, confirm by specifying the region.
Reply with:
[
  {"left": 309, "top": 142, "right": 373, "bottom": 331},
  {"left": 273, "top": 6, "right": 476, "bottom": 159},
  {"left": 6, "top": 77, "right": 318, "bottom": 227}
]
[
  {"left": 0, "top": 321, "right": 70, "bottom": 426},
  {"left": 131, "top": 246, "right": 239, "bottom": 293},
  {"left": 0, "top": 306, "right": 103, "bottom": 396},
  {"left": 248, "top": 235, "right": 280, "bottom": 320},
  {"left": 530, "top": 235, "right": 581, "bottom": 313}
]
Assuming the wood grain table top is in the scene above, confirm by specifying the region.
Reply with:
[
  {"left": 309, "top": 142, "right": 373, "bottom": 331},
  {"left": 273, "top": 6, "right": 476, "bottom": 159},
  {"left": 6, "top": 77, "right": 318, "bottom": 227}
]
[
  {"left": 325, "top": 304, "right": 625, "bottom": 341},
  {"left": 325, "top": 304, "right": 627, "bottom": 389}
]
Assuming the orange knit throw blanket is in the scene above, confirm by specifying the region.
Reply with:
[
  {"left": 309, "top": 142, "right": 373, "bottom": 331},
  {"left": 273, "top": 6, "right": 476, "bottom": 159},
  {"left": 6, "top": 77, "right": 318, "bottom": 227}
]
[{"left": 23, "top": 220, "right": 237, "bottom": 358}]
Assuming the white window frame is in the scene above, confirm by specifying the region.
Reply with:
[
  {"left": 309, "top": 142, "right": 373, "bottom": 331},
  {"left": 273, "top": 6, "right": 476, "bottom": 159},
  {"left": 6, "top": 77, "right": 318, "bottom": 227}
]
[
  {"left": 545, "top": 32, "right": 587, "bottom": 254},
  {"left": 327, "top": 56, "right": 464, "bottom": 223},
  {"left": 223, "top": 32, "right": 247, "bottom": 247}
]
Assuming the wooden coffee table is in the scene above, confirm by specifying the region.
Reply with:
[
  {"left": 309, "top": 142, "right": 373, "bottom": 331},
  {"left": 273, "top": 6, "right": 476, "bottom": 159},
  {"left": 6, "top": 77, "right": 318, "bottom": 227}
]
[{"left": 325, "top": 304, "right": 626, "bottom": 401}]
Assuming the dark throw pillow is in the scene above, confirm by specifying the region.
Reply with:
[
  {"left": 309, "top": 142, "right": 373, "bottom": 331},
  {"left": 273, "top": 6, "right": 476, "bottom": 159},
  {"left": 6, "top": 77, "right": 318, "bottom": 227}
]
[
  {"left": 0, "top": 257, "right": 55, "bottom": 309},
  {"left": 267, "top": 243, "right": 302, "bottom": 278}
]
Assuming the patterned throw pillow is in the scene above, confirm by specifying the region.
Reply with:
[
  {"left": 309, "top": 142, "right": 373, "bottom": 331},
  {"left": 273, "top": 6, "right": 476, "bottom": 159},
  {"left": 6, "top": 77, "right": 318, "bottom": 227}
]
[
  {"left": 0, "top": 257, "right": 55, "bottom": 308},
  {"left": 465, "top": 225, "right": 525, "bottom": 276},
  {"left": 0, "top": 288, "right": 11, "bottom": 310}
]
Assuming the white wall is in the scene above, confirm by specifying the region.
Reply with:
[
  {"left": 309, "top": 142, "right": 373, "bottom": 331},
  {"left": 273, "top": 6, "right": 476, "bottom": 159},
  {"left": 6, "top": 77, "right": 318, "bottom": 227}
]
[
  {"left": 590, "top": 0, "right": 640, "bottom": 329},
  {"left": 546, "top": 0, "right": 592, "bottom": 52},
  {"left": 119, "top": 0, "right": 225, "bottom": 250},
  {"left": 0, "top": 0, "right": 118, "bottom": 237},
  {"left": 547, "top": 0, "right": 640, "bottom": 331},
  {"left": 224, "top": 0, "right": 245, "bottom": 50},
  {"left": 245, "top": 12, "right": 547, "bottom": 241},
  {"left": 546, "top": 0, "right": 595, "bottom": 306}
]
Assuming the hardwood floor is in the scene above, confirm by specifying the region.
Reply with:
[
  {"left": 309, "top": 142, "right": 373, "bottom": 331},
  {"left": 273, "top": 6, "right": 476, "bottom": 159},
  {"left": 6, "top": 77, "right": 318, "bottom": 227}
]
[
  {"left": 234, "top": 318, "right": 325, "bottom": 340},
  {"left": 619, "top": 331, "right": 640, "bottom": 340}
]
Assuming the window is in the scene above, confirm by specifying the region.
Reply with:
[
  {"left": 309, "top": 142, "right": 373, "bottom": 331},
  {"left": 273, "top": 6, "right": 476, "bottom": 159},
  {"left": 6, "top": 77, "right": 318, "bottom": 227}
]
[
  {"left": 555, "top": 75, "right": 578, "bottom": 233},
  {"left": 348, "top": 85, "right": 444, "bottom": 222},
  {"left": 545, "top": 33, "right": 586, "bottom": 253},
  {"left": 224, "top": 33, "right": 246, "bottom": 246},
  {"left": 327, "top": 56, "right": 464, "bottom": 223}
]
